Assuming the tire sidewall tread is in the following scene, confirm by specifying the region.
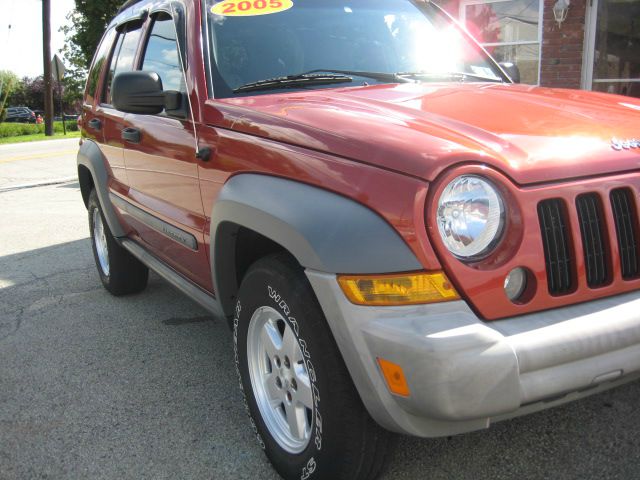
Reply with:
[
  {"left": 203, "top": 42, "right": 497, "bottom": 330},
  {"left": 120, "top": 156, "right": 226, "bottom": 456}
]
[
  {"left": 234, "top": 253, "right": 389, "bottom": 480},
  {"left": 87, "top": 189, "right": 148, "bottom": 296}
]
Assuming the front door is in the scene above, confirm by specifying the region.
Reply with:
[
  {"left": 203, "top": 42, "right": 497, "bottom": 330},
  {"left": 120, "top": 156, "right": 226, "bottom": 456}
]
[{"left": 121, "top": 11, "right": 212, "bottom": 291}]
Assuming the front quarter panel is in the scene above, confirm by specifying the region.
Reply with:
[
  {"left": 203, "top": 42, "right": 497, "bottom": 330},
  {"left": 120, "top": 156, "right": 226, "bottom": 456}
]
[
  {"left": 197, "top": 119, "right": 444, "bottom": 272},
  {"left": 209, "top": 174, "right": 424, "bottom": 317}
]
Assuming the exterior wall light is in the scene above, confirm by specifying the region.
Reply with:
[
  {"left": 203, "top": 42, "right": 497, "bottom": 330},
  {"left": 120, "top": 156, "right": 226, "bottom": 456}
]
[{"left": 553, "top": 0, "right": 570, "bottom": 27}]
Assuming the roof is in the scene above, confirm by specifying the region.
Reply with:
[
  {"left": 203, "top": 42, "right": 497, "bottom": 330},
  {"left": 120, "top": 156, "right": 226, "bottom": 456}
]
[{"left": 117, "top": 0, "right": 145, "bottom": 14}]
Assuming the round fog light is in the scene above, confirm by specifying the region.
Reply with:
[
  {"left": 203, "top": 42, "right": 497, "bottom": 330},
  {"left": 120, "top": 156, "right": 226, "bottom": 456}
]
[{"left": 504, "top": 267, "right": 527, "bottom": 302}]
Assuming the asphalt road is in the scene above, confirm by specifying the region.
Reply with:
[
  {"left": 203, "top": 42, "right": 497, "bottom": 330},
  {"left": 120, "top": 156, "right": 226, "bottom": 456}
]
[
  {"left": 1, "top": 140, "right": 639, "bottom": 479},
  {"left": 0, "top": 138, "right": 78, "bottom": 190}
]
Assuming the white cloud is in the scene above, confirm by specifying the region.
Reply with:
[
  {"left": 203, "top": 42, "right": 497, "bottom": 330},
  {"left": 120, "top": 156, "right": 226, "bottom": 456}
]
[{"left": 162, "top": 48, "right": 179, "bottom": 64}]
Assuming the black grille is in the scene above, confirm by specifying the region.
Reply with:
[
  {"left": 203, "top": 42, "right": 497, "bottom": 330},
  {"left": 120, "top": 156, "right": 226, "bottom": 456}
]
[
  {"left": 538, "top": 199, "right": 574, "bottom": 294},
  {"left": 576, "top": 194, "right": 609, "bottom": 287},
  {"left": 611, "top": 188, "right": 640, "bottom": 279}
]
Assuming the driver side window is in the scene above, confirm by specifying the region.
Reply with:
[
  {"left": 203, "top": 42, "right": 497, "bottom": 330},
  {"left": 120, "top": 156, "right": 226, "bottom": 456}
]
[{"left": 141, "top": 14, "right": 186, "bottom": 93}]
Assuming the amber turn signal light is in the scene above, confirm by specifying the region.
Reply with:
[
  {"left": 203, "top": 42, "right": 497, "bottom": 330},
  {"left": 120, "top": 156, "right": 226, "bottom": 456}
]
[
  {"left": 337, "top": 271, "right": 459, "bottom": 306},
  {"left": 377, "top": 357, "right": 410, "bottom": 397}
]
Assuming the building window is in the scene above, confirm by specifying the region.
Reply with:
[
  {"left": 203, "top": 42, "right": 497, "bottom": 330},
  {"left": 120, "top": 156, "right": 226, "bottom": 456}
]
[
  {"left": 460, "top": 0, "right": 543, "bottom": 84},
  {"left": 590, "top": 0, "right": 640, "bottom": 98}
]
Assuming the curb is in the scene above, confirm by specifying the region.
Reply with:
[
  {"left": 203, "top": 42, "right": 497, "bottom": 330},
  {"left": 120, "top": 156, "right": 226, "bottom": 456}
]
[{"left": 0, "top": 177, "right": 77, "bottom": 193}]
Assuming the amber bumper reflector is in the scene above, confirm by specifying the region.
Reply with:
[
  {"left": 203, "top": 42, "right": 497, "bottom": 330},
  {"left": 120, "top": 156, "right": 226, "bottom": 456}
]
[
  {"left": 377, "top": 358, "right": 410, "bottom": 397},
  {"left": 337, "top": 271, "right": 459, "bottom": 306}
]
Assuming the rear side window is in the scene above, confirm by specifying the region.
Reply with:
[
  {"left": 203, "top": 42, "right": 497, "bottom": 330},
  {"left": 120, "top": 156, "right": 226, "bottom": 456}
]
[
  {"left": 85, "top": 27, "right": 116, "bottom": 105},
  {"left": 103, "top": 33, "right": 125, "bottom": 104},
  {"left": 141, "top": 14, "right": 186, "bottom": 93},
  {"left": 103, "top": 23, "right": 143, "bottom": 105}
]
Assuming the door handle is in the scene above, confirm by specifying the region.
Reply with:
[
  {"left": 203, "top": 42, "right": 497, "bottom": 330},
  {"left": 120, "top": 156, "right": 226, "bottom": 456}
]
[
  {"left": 87, "top": 118, "right": 102, "bottom": 130},
  {"left": 196, "top": 147, "right": 213, "bottom": 162},
  {"left": 121, "top": 127, "right": 141, "bottom": 144}
]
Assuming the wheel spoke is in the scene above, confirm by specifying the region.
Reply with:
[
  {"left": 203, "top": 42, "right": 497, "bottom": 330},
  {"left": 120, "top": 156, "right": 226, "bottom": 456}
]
[
  {"left": 261, "top": 320, "right": 282, "bottom": 359},
  {"left": 284, "top": 401, "right": 307, "bottom": 440},
  {"left": 293, "top": 372, "right": 314, "bottom": 410},
  {"left": 291, "top": 337, "right": 305, "bottom": 364},
  {"left": 294, "top": 364, "right": 313, "bottom": 410},
  {"left": 281, "top": 325, "right": 298, "bottom": 359}
]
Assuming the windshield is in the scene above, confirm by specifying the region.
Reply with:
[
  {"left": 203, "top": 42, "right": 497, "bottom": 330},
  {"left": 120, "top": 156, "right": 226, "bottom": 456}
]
[{"left": 205, "top": 0, "right": 505, "bottom": 97}]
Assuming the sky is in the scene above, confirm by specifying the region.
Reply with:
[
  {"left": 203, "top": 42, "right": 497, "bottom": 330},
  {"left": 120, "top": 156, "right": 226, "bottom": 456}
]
[{"left": 1, "top": 0, "right": 77, "bottom": 78}]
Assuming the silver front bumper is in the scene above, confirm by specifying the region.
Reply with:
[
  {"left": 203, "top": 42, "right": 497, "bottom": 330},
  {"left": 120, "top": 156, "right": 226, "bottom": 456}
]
[{"left": 306, "top": 270, "right": 640, "bottom": 437}]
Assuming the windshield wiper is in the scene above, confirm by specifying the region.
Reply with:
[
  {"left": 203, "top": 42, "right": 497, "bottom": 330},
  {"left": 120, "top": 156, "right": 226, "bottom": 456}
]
[
  {"left": 397, "top": 71, "right": 504, "bottom": 83},
  {"left": 233, "top": 73, "right": 353, "bottom": 93},
  {"left": 299, "top": 69, "right": 413, "bottom": 84},
  {"left": 233, "top": 69, "right": 416, "bottom": 93}
]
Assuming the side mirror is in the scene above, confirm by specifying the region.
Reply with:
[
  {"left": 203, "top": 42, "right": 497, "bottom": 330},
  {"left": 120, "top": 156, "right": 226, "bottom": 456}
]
[
  {"left": 112, "top": 71, "right": 182, "bottom": 115},
  {"left": 499, "top": 62, "right": 521, "bottom": 84}
]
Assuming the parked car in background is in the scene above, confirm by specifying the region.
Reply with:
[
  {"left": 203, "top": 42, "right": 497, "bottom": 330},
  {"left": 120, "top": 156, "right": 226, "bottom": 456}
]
[
  {"left": 54, "top": 113, "right": 82, "bottom": 122},
  {"left": 78, "top": 0, "right": 640, "bottom": 479},
  {"left": 5, "top": 107, "right": 36, "bottom": 123}
]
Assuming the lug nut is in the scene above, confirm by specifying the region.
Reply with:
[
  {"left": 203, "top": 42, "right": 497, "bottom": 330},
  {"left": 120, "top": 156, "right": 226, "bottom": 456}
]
[
  {"left": 291, "top": 378, "right": 297, "bottom": 391},
  {"left": 276, "top": 377, "right": 282, "bottom": 389},
  {"left": 284, "top": 356, "right": 290, "bottom": 369},
  {"left": 286, "top": 392, "right": 292, "bottom": 402},
  {"left": 274, "top": 355, "right": 281, "bottom": 368}
]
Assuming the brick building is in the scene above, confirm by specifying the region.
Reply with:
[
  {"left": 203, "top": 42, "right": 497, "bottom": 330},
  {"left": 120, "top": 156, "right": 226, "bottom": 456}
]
[{"left": 438, "top": 0, "right": 640, "bottom": 98}]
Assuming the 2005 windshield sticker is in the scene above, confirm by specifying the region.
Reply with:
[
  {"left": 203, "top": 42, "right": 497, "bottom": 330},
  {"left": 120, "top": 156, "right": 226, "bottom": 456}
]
[{"left": 211, "top": 0, "right": 293, "bottom": 16}]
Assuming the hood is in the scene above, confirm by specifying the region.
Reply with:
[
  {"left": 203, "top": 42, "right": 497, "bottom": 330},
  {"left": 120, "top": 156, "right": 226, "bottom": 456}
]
[{"left": 221, "top": 83, "right": 640, "bottom": 185}]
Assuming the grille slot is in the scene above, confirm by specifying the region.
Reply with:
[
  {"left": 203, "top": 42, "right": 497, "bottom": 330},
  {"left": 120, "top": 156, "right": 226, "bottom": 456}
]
[
  {"left": 611, "top": 188, "right": 640, "bottom": 279},
  {"left": 576, "top": 194, "right": 609, "bottom": 287},
  {"left": 538, "top": 199, "right": 574, "bottom": 294}
]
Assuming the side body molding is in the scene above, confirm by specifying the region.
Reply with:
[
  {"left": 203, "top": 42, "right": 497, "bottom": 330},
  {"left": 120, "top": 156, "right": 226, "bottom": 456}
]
[
  {"left": 210, "top": 174, "right": 422, "bottom": 316},
  {"left": 77, "top": 139, "right": 125, "bottom": 237}
]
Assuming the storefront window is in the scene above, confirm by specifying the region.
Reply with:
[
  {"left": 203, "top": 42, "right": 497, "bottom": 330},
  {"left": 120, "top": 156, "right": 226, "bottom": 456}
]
[
  {"left": 461, "top": 0, "right": 542, "bottom": 84},
  {"left": 591, "top": 0, "right": 640, "bottom": 98}
]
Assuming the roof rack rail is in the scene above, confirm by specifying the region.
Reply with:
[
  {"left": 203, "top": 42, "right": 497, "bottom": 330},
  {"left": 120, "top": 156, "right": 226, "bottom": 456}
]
[{"left": 117, "top": 0, "right": 145, "bottom": 14}]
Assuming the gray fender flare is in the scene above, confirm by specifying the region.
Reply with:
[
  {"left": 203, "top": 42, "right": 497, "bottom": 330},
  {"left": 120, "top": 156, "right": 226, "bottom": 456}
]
[
  {"left": 210, "top": 174, "right": 422, "bottom": 316},
  {"left": 77, "top": 139, "right": 125, "bottom": 237}
]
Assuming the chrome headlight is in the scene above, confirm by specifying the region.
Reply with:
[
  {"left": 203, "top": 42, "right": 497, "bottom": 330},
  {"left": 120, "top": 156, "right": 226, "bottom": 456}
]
[{"left": 437, "top": 175, "right": 505, "bottom": 259}]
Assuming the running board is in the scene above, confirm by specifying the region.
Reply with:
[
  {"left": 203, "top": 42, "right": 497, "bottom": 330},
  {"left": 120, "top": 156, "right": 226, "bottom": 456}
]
[{"left": 120, "top": 238, "right": 224, "bottom": 318}]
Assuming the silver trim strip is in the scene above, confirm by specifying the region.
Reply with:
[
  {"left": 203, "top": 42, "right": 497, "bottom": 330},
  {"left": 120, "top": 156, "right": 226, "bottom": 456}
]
[
  {"left": 110, "top": 193, "right": 198, "bottom": 250},
  {"left": 120, "top": 238, "right": 223, "bottom": 317}
]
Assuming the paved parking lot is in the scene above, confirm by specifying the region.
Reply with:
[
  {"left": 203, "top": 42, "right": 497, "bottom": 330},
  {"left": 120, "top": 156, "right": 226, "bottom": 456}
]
[{"left": 1, "top": 143, "right": 639, "bottom": 479}]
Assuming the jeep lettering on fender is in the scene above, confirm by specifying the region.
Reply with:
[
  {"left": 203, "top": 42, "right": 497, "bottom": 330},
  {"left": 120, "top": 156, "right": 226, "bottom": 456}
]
[{"left": 79, "top": 0, "right": 640, "bottom": 479}]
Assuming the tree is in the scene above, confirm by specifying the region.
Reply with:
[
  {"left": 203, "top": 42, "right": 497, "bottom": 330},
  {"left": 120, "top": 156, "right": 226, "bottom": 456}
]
[
  {"left": 61, "top": 75, "right": 84, "bottom": 113},
  {"left": 59, "top": 1, "right": 121, "bottom": 114},
  {"left": 7, "top": 77, "right": 45, "bottom": 111},
  {"left": 6, "top": 76, "right": 80, "bottom": 114},
  {"left": 61, "top": 1, "right": 122, "bottom": 73},
  {"left": 0, "top": 70, "right": 20, "bottom": 122}
]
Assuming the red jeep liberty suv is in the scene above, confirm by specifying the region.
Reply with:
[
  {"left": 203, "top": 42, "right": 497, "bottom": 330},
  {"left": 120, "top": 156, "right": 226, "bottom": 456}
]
[{"left": 78, "top": 0, "right": 640, "bottom": 478}]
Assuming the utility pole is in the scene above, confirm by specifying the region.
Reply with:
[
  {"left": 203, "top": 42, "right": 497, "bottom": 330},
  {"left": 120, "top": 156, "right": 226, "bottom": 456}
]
[{"left": 42, "top": 0, "right": 54, "bottom": 136}]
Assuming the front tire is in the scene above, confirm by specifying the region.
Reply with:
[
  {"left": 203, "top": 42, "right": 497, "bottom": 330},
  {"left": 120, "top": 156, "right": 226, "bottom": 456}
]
[
  {"left": 88, "top": 189, "right": 148, "bottom": 295},
  {"left": 234, "top": 253, "right": 391, "bottom": 480}
]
